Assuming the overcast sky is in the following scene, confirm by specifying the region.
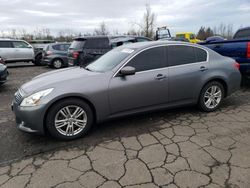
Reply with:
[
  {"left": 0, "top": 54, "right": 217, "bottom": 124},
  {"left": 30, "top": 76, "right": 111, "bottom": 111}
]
[{"left": 0, "top": 0, "right": 250, "bottom": 36}]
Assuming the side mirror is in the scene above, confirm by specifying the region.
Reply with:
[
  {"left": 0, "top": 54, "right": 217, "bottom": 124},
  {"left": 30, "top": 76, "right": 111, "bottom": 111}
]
[{"left": 120, "top": 66, "right": 136, "bottom": 76}]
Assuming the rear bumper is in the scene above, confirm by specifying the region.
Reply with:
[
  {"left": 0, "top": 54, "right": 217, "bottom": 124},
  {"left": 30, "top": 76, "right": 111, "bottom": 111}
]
[
  {"left": 239, "top": 63, "right": 250, "bottom": 75},
  {"left": 227, "top": 71, "right": 242, "bottom": 96},
  {"left": 68, "top": 58, "right": 78, "bottom": 66}
]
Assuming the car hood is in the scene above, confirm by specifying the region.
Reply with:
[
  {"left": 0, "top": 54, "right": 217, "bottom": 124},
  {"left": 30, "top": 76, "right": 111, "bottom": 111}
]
[{"left": 21, "top": 67, "right": 100, "bottom": 94}]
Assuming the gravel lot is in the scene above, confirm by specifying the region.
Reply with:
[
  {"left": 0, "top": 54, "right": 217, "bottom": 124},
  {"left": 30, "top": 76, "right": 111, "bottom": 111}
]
[{"left": 0, "top": 64, "right": 250, "bottom": 188}]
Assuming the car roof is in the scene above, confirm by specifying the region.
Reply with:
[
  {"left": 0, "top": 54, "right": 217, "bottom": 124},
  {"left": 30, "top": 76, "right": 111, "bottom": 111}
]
[
  {"left": 116, "top": 41, "right": 202, "bottom": 50},
  {"left": 73, "top": 35, "right": 152, "bottom": 41},
  {"left": 0, "top": 39, "right": 27, "bottom": 42}
]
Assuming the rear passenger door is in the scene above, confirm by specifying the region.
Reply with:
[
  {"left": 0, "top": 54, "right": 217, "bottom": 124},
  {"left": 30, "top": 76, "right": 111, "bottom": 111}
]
[
  {"left": 0, "top": 41, "right": 15, "bottom": 61},
  {"left": 167, "top": 45, "right": 208, "bottom": 103}
]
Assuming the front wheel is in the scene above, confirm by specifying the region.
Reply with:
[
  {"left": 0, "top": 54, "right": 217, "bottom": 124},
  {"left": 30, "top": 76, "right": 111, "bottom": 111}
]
[
  {"left": 198, "top": 81, "right": 225, "bottom": 112},
  {"left": 46, "top": 98, "right": 94, "bottom": 140}
]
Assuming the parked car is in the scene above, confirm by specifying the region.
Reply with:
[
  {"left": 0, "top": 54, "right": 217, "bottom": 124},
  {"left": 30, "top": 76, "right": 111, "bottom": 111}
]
[
  {"left": 67, "top": 35, "right": 152, "bottom": 66},
  {"left": 29, "top": 40, "right": 55, "bottom": 66},
  {"left": 199, "top": 27, "right": 250, "bottom": 76},
  {"left": 42, "top": 43, "right": 71, "bottom": 69},
  {"left": 0, "top": 57, "right": 8, "bottom": 86},
  {"left": 12, "top": 41, "right": 241, "bottom": 140},
  {"left": 0, "top": 39, "right": 34, "bottom": 64}
]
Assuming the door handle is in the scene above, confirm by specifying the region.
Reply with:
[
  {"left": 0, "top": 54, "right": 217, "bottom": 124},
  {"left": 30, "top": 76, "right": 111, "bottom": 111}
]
[
  {"left": 155, "top": 74, "right": 166, "bottom": 80},
  {"left": 200, "top": 66, "right": 208, "bottom": 71}
]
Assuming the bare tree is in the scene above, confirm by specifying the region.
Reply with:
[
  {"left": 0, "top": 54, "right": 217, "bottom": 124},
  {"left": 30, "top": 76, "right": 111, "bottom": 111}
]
[
  {"left": 212, "top": 23, "right": 234, "bottom": 39},
  {"left": 136, "top": 4, "right": 156, "bottom": 38},
  {"left": 94, "top": 22, "right": 109, "bottom": 35}
]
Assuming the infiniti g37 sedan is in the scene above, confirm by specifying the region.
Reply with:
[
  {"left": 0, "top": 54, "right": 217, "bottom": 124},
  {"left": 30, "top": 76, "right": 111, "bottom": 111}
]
[{"left": 12, "top": 41, "right": 241, "bottom": 140}]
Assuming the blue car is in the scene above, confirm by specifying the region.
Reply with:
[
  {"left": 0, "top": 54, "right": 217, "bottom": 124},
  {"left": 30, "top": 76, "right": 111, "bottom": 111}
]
[{"left": 42, "top": 43, "right": 71, "bottom": 69}]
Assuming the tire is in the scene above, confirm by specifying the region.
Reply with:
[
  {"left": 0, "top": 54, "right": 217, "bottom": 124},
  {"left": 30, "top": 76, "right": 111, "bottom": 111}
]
[
  {"left": 46, "top": 98, "right": 94, "bottom": 140},
  {"left": 34, "top": 53, "right": 43, "bottom": 66},
  {"left": 198, "top": 81, "right": 225, "bottom": 112},
  {"left": 52, "top": 59, "right": 63, "bottom": 69}
]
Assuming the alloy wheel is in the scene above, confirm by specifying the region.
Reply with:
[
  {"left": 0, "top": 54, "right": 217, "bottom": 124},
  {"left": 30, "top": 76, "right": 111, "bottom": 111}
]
[
  {"left": 54, "top": 105, "right": 87, "bottom": 136},
  {"left": 53, "top": 60, "right": 62, "bottom": 69},
  {"left": 203, "top": 85, "right": 222, "bottom": 109}
]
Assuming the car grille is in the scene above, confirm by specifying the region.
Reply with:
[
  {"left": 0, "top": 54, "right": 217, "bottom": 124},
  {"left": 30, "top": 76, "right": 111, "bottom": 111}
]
[{"left": 14, "top": 90, "right": 23, "bottom": 104}]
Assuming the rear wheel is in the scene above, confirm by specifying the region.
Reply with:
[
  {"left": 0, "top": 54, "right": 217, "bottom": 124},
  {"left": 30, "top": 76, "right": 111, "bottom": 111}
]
[
  {"left": 46, "top": 98, "right": 94, "bottom": 140},
  {"left": 198, "top": 81, "right": 224, "bottom": 112},
  {"left": 52, "top": 59, "right": 63, "bottom": 69}
]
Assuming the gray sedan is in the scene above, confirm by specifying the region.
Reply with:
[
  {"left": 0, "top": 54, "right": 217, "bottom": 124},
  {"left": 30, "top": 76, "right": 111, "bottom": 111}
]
[{"left": 12, "top": 41, "right": 241, "bottom": 140}]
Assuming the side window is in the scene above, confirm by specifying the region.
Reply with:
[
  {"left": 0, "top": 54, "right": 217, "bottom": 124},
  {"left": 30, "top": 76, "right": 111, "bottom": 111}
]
[
  {"left": 52, "top": 44, "right": 60, "bottom": 51},
  {"left": 127, "top": 46, "right": 166, "bottom": 72},
  {"left": 85, "top": 38, "right": 110, "bottom": 49},
  {"left": 64, "top": 44, "right": 70, "bottom": 51},
  {"left": 13, "top": 41, "right": 29, "bottom": 48},
  {"left": 0, "top": 41, "right": 13, "bottom": 48},
  {"left": 168, "top": 45, "right": 196, "bottom": 66},
  {"left": 176, "top": 34, "right": 185, "bottom": 39},
  {"left": 195, "top": 48, "right": 207, "bottom": 62}
]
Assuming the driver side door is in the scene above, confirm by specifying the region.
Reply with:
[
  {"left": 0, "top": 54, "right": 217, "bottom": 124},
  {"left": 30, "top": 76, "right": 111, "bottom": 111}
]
[{"left": 108, "top": 46, "right": 169, "bottom": 115}]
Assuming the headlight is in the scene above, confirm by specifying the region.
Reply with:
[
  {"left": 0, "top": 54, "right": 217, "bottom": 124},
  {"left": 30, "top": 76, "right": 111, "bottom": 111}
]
[{"left": 20, "top": 88, "right": 54, "bottom": 107}]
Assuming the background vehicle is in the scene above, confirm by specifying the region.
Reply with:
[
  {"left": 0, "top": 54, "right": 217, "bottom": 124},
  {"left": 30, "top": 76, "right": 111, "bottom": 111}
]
[
  {"left": 0, "top": 39, "right": 34, "bottom": 63},
  {"left": 0, "top": 58, "right": 8, "bottom": 85},
  {"left": 199, "top": 27, "right": 250, "bottom": 76},
  {"left": 155, "top": 26, "right": 172, "bottom": 40},
  {"left": 13, "top": 41, "right": 241, "bottom": 140},
  {"left": 29, "top": 40, "right": 55, "bottom": 66},
  {"left": 176, "top": 32, "right": 201, "bottom": 43},
  {"left": 42, "top": 43, "right": 71, "bottom": 69},
  {"left": 67, "top": 35, "right": 152, "bottom": 66}
]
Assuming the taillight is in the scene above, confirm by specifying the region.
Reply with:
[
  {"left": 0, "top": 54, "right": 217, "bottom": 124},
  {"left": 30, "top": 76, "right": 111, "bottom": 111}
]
[
  {"left": 46, "top": 51, "right": 53, "bottom": 56},
  {"left": 234, "top": 62, "right": 240, "bottom": 70},
  {"left": 73, "top": 52, "right": 79, "bottom": 59},
  {"left": 247, "top": 42, "right": 250, "bottom": 58}
]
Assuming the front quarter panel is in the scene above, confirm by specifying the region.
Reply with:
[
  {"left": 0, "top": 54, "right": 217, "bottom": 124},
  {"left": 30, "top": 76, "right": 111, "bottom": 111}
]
[{"left": 41, "top": 72, "right": 112, "bottom": 123}]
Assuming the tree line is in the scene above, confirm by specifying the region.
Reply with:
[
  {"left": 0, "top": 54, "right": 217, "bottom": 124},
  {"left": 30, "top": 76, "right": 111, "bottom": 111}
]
[{"left": 0, "top": 4, "right": 239, "bottom": 42}]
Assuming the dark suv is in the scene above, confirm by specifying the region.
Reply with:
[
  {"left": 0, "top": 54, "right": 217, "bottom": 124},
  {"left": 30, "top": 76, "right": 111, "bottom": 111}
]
[
  {"left": 67, "top": 36, "right": 152, "bottom": 66},
  {"left": 42, "top": 43, "right": 71, "bottom": 69}
]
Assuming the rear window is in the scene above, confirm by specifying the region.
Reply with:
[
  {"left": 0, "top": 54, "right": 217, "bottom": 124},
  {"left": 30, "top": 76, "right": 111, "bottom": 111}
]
[
  {"left": 70, "top": 40, "right": 85, "bottom": 50},
  {"left": 0, "top": 41, "right": 12, "bottom": 48},
  {"left": 234, "top": 29, "right": 250, "bottom": 39}
]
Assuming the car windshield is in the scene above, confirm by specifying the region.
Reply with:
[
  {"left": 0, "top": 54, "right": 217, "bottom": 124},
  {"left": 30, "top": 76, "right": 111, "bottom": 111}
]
[{"left": 86, "top": 48, "right": 135, "bottom": 72}]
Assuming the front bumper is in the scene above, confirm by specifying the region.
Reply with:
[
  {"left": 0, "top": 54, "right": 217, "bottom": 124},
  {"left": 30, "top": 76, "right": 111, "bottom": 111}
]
[{"left": 12, "top": 99, "right": 46, "bottom": 135}]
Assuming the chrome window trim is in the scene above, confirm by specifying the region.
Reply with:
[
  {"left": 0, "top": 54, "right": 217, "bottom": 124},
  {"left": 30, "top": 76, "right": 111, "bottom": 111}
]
[{"left": 113, "top": 43, "right": 209, "bottom": 77}]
